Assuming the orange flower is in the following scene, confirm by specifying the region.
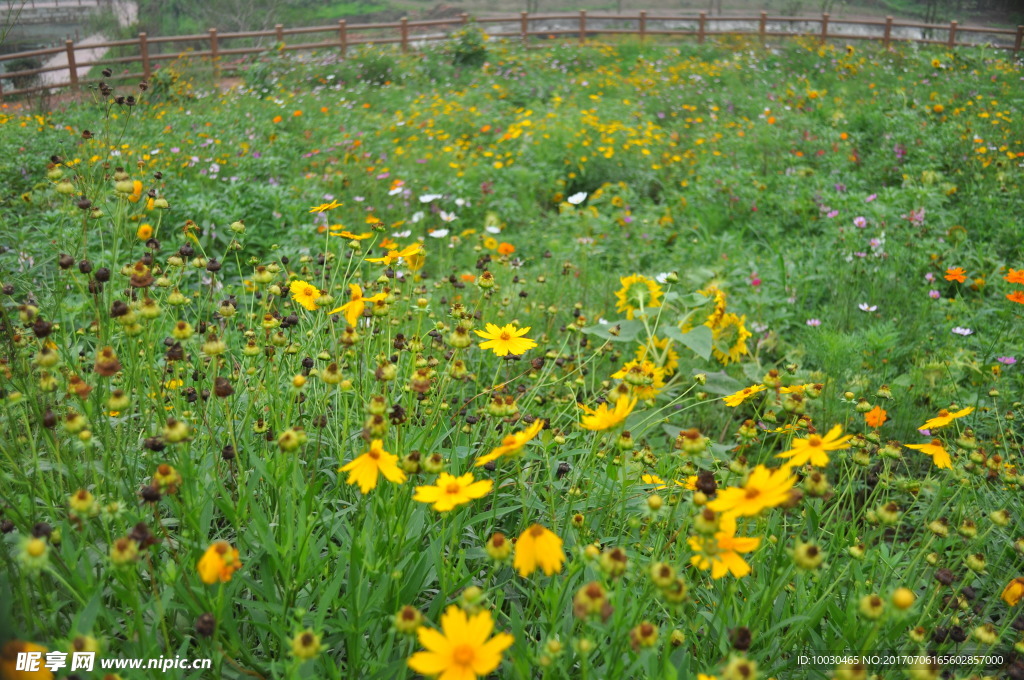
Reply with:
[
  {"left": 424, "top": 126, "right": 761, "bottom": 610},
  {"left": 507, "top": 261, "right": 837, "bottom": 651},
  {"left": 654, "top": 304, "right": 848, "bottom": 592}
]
[
  {"left": 497, "top": 242, "right": 515, "bottom": 255},
  {"left": 864, "top": 405, "right": 887, "bottom": 428},
  {"left": 272, "top": 115, "right": 283, "bottom": 124},
  {"left": 1007, "top": 291, "right": 1024, "bottom": 305},
  {"left": 944, "top": 267, "right": 966, "bottom": 283},
  {"left": 197, "top": 540, "right": 242, "bottom": 584},
  {"left": 1004, "top": 268, "right": 1024, "bottom": 285}
]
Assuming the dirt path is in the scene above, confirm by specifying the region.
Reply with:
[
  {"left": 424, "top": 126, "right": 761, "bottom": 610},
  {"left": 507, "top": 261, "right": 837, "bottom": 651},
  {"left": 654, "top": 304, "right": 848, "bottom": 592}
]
[{"left": 35, "top": 0, "right": 137, "bottom": 88}]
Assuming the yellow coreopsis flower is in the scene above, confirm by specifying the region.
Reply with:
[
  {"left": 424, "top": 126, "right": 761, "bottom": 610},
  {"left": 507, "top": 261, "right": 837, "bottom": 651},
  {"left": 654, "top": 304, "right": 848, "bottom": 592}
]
[
  {"left": 473, "top": 323, "right": 537, "bottom": 357},
  {"left": 578, "top": 393, "right": 637, "bottom": 431},
  {"left": 289, "top": 279, "right": 321, "bottom": 311},
  {"left": 687, "top": 515, "right": 760, "bottom": 579},
  {"left": 309, "top": 199, "right": 342, "bottom": 213},
  {"left": 708, "top": 465, "right": 795, "bottom": 517},
  {"left": 407, "top": 605, "right": 513, "bottom": 679},
  {"left": 918, "top": 406, "right": 973, "bottom": 431},
  {"left": 197, "top": 540, "right": 242, "bottom": 585},
  {"left": 365, "top": 243, "right": 423, "bottom": 267},
  {"left": 776, "top": 424, "right": 852, "bottom": 467},
  {"left": 0, "top": 641, "right": 54, "bottom": 680},
  {"left": 614, "top": 274, "right": 663, "bottom": 319},
  {"left": 475, "top": 419, "right": 545, "bottom": 467},
  {"left": 514, "top": 524, "right": 565, "bottom": 577},
  {"left": 722, "top": 384, "right": 765, "bottom": 407},
  {"left": 413, "top": 472, "right": 493, "bottom": 512},
  {"left": 339, "top": 439, "right": 407, "bottom": 493},
  {"left": 905, "top": 439, "right": 952, "bottom": 469},
  {"left": 1001, "top": 577, "right": 1024, "bottom": 606},
  {"left": 327, "top": 283, "right": 387, "bottom": 327}
]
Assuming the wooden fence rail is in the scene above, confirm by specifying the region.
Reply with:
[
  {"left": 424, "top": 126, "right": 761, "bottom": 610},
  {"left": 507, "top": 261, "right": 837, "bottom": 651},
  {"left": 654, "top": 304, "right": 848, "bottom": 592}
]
[{"left": 1, "top": 10, "right": 1022, "bottom": 100}]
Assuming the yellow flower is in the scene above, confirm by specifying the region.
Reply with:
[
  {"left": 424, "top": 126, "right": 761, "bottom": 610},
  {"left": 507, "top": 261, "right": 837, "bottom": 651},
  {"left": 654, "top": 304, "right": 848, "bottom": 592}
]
[
  {"left": 1001, "top": 578, "right": 1024, "bottom": 606},
  {"left": 413, "top": 472, "right": 493, "bottom": 512},
  {"left": 407, "top": 605, "right": 513, "bottom": 679},
  {"left": 365, "top": 242, "right": 423, "bottom": 267},
  {"left": 634, "top": 335, "right": 679, "bottom": 376},
  {"left": 309, "top": 199, "right": 342, "bottom": 213},
  {"left": 327, "top": 284, "right": 387, "bottom": 327},
  {"left": 641, "top": 474, "right": 695, "bottom": 490},
  {"left": 514, "top": 524, "right": 565, "bottom": 577},
  {"left": 708, "top": 465, "right": 795, "bottom": 517},
  {"left": 776, "top": 424, "right": 852, "bottom": 467},
  {"left": 197, "top": 540, "right": 242, "bottom": 584},
  {"left": 339, "top": 439, "right": 407, "bottom": 493},
  {"left": 710, "top": 313, "right": 751, "bottom": 365},
  {"left": 905, "top": 439, "right": 952, "bottom": 469},
  {"left": 473, "top": 323, "right": 537, "bottom": 357},
  {"left": 700, "top": 285, "right": 728, "bottom": 328},
  {"left": 475, "top": 419, "right": 544, "bottom": 467},
  {"left": 328, "top": 228, "right": 372, "bottom": 239},
  {"left": 918, "top": 406, "right": 973, "bottom": 431},
  {"left": 615, "top": 274, "right": 663, "bottom": 319},
  {"left": 290, "top": 630, "right": 323, "bottom": 661},
  {"left": 289, "top": 279, "right": 321, "bottom": 311},
  {"left": 688, "top": 515, "right": 761, "bottom": 579},
  {"left": 0, "top": 641, "right": 53, "bottom": 680},
  {"left": 612, "top": 360, "right": 666, "bottom": 400},
  {"left": 578, "top": 393, "right": 637, "bottom": 431},
  {"left": 779, "top": 383, "right": 814, "bottom": 394},
  {"left": 723, "top": 384, "right": 765, "bottom": 407}
]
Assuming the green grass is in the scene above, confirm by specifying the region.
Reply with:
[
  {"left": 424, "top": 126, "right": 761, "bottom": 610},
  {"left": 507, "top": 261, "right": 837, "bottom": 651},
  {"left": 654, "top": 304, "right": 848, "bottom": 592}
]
[{"left": 0, "top": 31, "right": 1023, "bottom": 680}]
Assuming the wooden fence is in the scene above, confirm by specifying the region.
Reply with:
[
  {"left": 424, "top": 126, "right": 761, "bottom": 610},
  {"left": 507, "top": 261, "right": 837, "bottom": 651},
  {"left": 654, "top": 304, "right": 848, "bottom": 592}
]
[{"left": 1, "top": 10, "right": 1022, "bottom": 100}]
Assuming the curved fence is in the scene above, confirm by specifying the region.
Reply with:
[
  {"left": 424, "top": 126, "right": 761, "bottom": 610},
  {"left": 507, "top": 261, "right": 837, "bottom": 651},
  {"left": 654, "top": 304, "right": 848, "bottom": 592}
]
[{"left": 1, "top": 10, "right": 1022, "bottom": 100}]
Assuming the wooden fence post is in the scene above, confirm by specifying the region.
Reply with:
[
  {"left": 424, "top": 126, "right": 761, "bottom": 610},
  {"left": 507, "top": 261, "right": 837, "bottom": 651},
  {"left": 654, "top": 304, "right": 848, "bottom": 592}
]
[
  {"left": 579, "top": 10, "right": 586, "bottom": 44},
  {"left": 208, "top": 28, "right": 219, "bottom": 79},
  {"left": 65, "top": 40, "right": 79, "bottom": 92},
  {"left": 460, "top": 12, "right": 468, "bottom": 25},
  {"left": 759, "top": 11, "right": 766, "bottom": 43},
  {"left": 520, "top": 12, "right": 528, "bottom": 46},
  {"left": 698, "top": 11, "right": 706, "bottom": 44},
  {"left": 639, "top": 10, "right": 646, "bottom": 42},
  {"left": 1015, "top": 25, "right": 1023, "bottom": 55},
  {"left": 139, "top": 32, "right": 151, "bottom": 80},
  {"left": 883, "top": 15, "right": 892, "bottom": 49},
  {"left": 820, "top": 12, "right": 829, "bottom": 44},
  {"left": 276, "top": 24, "right": 284, "bottom": 44},
  {"left": 400, "top": 17, "right": 408, "bottom": 52},
  {"left": 947, "top": 20, "right": 957, "bottom": 47},
  {"left": 338, "top": 20, "right": 347, "bottom": 57}
]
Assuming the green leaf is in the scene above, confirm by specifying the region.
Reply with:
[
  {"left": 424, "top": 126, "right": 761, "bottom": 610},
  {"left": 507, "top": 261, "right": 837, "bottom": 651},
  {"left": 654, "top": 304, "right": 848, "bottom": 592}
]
[
  {"left": 580, "top": 319, "right": 645, "bottom": 342},
  {"left": 661, "top": 325, "right": 712, "bottom": 360}
]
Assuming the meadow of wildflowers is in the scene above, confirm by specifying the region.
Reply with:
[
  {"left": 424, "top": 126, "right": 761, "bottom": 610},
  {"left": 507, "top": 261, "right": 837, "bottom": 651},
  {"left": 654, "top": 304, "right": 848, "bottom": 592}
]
[{"left": 1, "top": 27, "right": 1023, "bottom": 680}]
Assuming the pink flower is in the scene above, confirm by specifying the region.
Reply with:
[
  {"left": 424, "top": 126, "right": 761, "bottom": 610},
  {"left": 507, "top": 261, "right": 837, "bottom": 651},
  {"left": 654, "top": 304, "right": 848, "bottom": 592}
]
[
  {"left": 929, "top": 290, "right": 941, "bottom": 299},
  {"left": 827, "top": 210, "right": 839, "bottom": 218},
  {"left": 924, "top": 272, "right": 935, "bottom": 282},
  {"left": 853, "top": 216, "right": 867, "bottom": 228},
  {"left": 806, "top": 318, "right": 821, "bottom": 327},
  {"left": 866, "top": 194, "right": 877, "bottom": 202},
  {"left": 749, "top": 273, "right": 761, "bottom": 287}
]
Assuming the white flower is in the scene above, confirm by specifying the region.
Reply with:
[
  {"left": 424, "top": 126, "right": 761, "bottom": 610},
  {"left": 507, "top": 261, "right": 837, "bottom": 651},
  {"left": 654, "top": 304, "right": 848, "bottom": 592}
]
[
  {"left": 388, "top": 187, "right": 403, "bottom": 196},
  {"left": 655, "top": 272, "right": 672, "bottom": 284},
  {"left": 419, "top": 194, "right": 442, "bottom": 203},
  {"left": 439, "top": 211, "right": 457, "bottom": 222},
  {"left": 567, "top": 192, "right": 588, "bottom": 205},
  {"left": 392, "top": 230, "right": 412, "bottom": 238},
  {"left": 951, "top": 327, "right": 973, "bottom": 336},
  {"left": 485, "top": 225, "right": 501, "bottom": 234},
  {"left": 429, "top": 229, "right": 449, "bottom": 238},
  {"left": 411, "top": 211, "right": 425, "bottom": 223},
  {"left": 858, "top": 303, "right": 877, "bottom": 312},
  {"left": 455, "top": 198, "right": 467, "bottom": 207}
]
